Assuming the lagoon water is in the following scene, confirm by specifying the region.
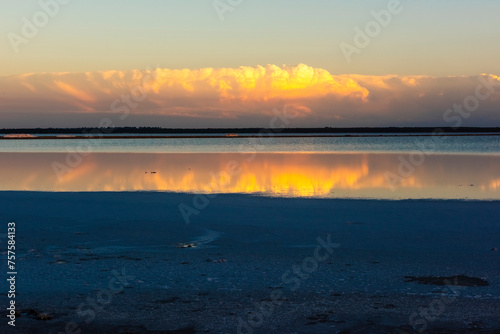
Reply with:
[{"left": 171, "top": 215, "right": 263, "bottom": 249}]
[
  {"left": 0, "top": 135, "right": 499, "bottom": 199},
  {"left": 1, "top": 151, "right": 499, "bottom": 199},
  {"left": 1, "top": 134, "right": 499, "bottom": 154}
]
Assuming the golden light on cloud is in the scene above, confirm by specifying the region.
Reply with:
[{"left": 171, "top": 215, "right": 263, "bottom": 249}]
[
  {"left": 53, "top": 81, "right": 96, "bottom": 103},
  {"left": 0, "top": 64, "right": 499, "bottom": 127}
]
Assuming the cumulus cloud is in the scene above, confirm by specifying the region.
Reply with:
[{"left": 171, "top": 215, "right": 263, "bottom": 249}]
[{"left": 0, "top": 64, "right": 499, "bottom": 127}]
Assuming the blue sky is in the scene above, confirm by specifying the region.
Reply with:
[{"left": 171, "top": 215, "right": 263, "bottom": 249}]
[{"left": 1, "top": 0, "right": 500, "bottom": 76}]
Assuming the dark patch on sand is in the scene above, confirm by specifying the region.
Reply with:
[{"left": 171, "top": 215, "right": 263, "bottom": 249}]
[
  {"left": 16, "top": 309, "right": 53, "bottom": 320},
  {"left": 306, "top": 311, "right": 333, "bottom": 325},
  {"left": 79, "top": 257, "right": 101, "bottom": 261},
  {"left": 154, "top": 297, "right": 181, "bottom": 304},
  {"left": 78, "top": 255, "right": 141, "bottom": 261},
  {"left": 104, "top": 325, "right": 196, "bottom": 333},
  {"left": 404, "top": 275, "right": 489, "bottom": 287}
]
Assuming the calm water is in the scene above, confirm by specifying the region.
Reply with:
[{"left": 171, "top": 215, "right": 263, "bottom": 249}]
[
  {"left": 0, "top": 135, "right": 499, "bottom": 199},
  {"left": 1, "top": 135, "right": 499, "bottom": 154}
]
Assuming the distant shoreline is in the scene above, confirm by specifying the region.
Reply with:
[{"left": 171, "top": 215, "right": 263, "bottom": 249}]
[
  {"left": 1, "top": 126, "right": 500, "bottom": 136},
  {"left": 1, "top": 133, "right": 500, "bottom": 140}
]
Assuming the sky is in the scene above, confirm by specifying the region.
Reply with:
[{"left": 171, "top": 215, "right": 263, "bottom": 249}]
[{"left": 1, "top": 0, "right": 499, "bottom": 128}]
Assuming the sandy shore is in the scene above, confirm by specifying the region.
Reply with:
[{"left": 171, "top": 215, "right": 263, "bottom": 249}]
[{"left": 0, "top": 192, "right": 499, "bottom": 333}]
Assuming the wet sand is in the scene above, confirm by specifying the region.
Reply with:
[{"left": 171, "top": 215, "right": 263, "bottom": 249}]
[{"left": 0, "top": 192, "right": 499, "bottom": 333}]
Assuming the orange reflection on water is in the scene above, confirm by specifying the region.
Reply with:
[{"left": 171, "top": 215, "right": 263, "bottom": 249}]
[
  {"left": 0, "top": 153, "right": 499, "bottom": 200},
  {"left": 229, "top": 156, "right": 375, "bottom": 196},
  {"left": 482, "top": 178, "right": 500, "bottom": 191}
]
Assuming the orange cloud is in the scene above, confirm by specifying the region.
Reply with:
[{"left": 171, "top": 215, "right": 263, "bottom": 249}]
[
  {"left": 0, "top": 65, "right": 499, "bottom": 127},
  {"left": 53, "top": 81, "right": 96, "bottom": 103}
]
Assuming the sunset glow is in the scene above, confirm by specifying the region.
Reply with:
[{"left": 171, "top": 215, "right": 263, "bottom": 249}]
[
  {"left": 1, "top": 65, "right": 499, "bottom": 128},
  {"left": 1, "top": 152, "right": 499, "bottom": 199}
]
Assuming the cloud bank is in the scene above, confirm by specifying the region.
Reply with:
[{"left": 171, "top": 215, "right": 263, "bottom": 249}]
[{"left": 0, "top": 64, "right": 499, "bottom": 128}]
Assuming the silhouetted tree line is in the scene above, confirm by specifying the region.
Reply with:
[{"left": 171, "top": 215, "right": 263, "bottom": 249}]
[{"left": 0, "top": 127, "right": 499, "bottom": 134}]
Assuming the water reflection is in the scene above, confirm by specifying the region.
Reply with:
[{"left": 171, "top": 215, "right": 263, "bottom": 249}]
[{"left": 0, "top": 153, "right": 499, "bottom": 200}]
